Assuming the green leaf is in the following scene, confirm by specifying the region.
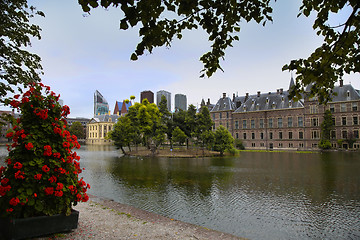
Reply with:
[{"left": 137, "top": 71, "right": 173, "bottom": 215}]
[{"left": 130, "top": 53, "right": 138, "bottom": 61}]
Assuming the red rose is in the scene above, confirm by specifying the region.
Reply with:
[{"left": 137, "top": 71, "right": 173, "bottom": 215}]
[
  {"left": 21, "top": 134, "right": 26, "bottom": 139},
  {"left": 1, "top": 178, "right": 9, "bottom": 185},
  {"left": 62, "top": 142, "right": 70, "bottom": 148},
  {"left": 56, "top": 183, "right": 64, "bottom": 190},
  {"left": 44, "top": 187, "right": 54, "bottom": 195},
  {"left": 43, "top": 145, "right": 52, "bottom": 156},
  {"left": 54, "top": 127, "right": 62, "bottom": 135},
  {"left": 9, "top": 197, "right": 20, "bottom": 206},
  {"left": 6, "top": 208, "right": 13, "bottom": 213},
  {"left": 13, "top": 162, "right": 23, "bottom": 169},
  {"left": 14, "top": 170, "right": 25, "bottom": 179},
  {"left": 82, "top": 194, "right": 89, "bottom": 202},
  {"left": 6, "top": 132, "right": 13, "bottom": 138},
  {"left": 53, "top": 152, "right": 61, "bottom": 158},
  {"left": 54, "top": 190, "right": 63, "bottom": 197},
  {"left": 42, "top": 165, "right": 50, "bottom": 173},
  {"left": 25, "top": 142, "right": 33, "bottom": 150},
  {"left": 34, "top": 174, "right": 42, "bottom": 180},
  {"left": 48, "top": 175, "right": 57, "bottom": 183}
]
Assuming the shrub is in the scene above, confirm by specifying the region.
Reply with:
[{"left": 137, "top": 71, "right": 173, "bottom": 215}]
[{"left": 0, "top": 83, "right": 90, "bottom": 218}]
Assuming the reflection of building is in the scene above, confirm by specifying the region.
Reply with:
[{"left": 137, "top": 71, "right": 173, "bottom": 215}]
[
  {"left": 140, "top": 90, "right": 154, "bottom": 103},
  {"left": 211, "top": 78, "right": 360, "bottom": 150},
  {"left": 94, "top": 90, "right": 109, "bottom": 116},
  {"left": 157, "top": 90, "right": 171, "bottom": 112},
  {"left": 86, "top": 114, "right": 119, "bottom": 145},
  {"left": 175, "top": 94, "right": 187, "bottom": 111}
]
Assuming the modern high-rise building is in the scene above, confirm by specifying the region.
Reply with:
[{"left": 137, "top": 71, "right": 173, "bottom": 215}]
[
  {"left": 156, "top": 90, "right": 171, "bottom": 112},
  {"left": 140, "top": 90, "right": 154, "bottom": 103},
  {"left": 175, "top": 93, "right": 187, "bottom": 111},
  {"left": 94, "top": 90, "right": 109, "bottom": 116}
]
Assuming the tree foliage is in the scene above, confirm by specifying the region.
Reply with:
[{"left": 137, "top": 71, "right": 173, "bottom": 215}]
[
  {"left": 69, "top": 122, "right": 85, "bottom": 139},
  {"left": 213, "top": 125, "right": 235, "bottom": 156},
  {"left": 78, "top": 0, "right": 359, "bottom": 103},
  {"left": 172, "top": 126, "right": 187, "bottom": 146},
  {"left": 319, "top": 109, "right": 334, "bottom": 150},
  {"left": 0, "top": 0, "right": 44, "bottom": 100}
]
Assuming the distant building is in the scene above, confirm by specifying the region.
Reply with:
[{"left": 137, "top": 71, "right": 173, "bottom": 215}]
[
  {"left": 94, "top": 90, "right": 109, "bottom": 116},
  {"left": 175, "top": 94, "right": 187, "bottom": 111},
  {"left": 86, "top": 114, "right": 119, "bottom": 145},
  {"left": 113, "top": 101, "right": 122, "bottom": 115},
  {"left": 67, "top": 117, "right": 90, "bottom": 139},
  {"left": 140, "top": 90, "right": 154, "bottom": 104},
  {"left": 0, "top": 110, "right": 14, "bottom": 142},
  {"left": 200, "top": 98, "right": 214, "bottom": 112},
  {"left": 157, "top": 90, "right": 171, "bottom": 112},
  {"left": 120, "top": 101, "right": 132, "bottom": 116}
]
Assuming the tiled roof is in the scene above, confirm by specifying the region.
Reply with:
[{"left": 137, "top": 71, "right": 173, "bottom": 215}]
[
  {"left": 91, "top": 114, "right": 119, "bottom": 123},
  {"left": 211, "top": 97, "right": 236, "bottom": 112},
  {"left": 330, "top": 84, "right": 360, "bottom": 102}
]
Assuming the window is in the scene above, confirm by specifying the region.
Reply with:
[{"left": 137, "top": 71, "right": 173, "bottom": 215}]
[
  {"left": 243, "top": 133, "right": 247, "bottom": 139},
  {"left": 354, "top": 130, "right": 359, "bottom": 139},
  {"left": 342, "top": 117, "right": 347, "bottom": 126},
  {"left": 260, "top": 143, "right": 265, "bottom": 147},
  {"left": 289, "top": 132, "right": 293, "bottom": 139},
  {"left": 311, "top": 130, "right": 320, "bottom": 139},
  {"left": 342, "top": 130, "right": 347, "bottom": 139},
  {"left": 299, "top": 143, "right": 304, "bottom": 148},
  {"left": 298, "top": 117, "right": 303, "bottom": 127},
  {"left": 236, "top": 133, "right": 239, "bottom": 139},
  {"left": 279, "top": 143, "right": 283, "bottom": 148},
  {"left": 312, "top": 118, "right": 319, "bottom": 127},
  {"left": 310, "top": 105, "right": 318, "bottom": 114},
  {"left": 353, "top": 116, "right": 358, "bottom": 125},
  {"left": 260, "top": 132, "right": 264, "bottom": 139},
  {"left": 330, "top": 104, "right": 335, "bottom": 113},
  {"left": 259, "top": 119, "right": 264, "bottom": 128},
  {"left": 341, "top": 103, "right": 346, "bottom": 112},
  {"left": 278, "top": 118, "right": 283, "bottom": 128},
  {"left": 251, "top": 119, "right": 255, "bottom": 129},
  {"left": 242, "top": 120, "right": 247, "bottom": 129},
  {"left": 226, "top": 122, "right": 229, "bottom": 129},
  {"left": 279, "top": 132, "right": 283, "bottom": 139},
  {"left": 332, "top": 117, "right": 336, "bottom": 126},
  {"left": 288, "top": 117, "right": 293, "bottom": 127},
  {"left": 213, "top": 113, "right": 215, "bottom": 120},
  {"left": 268, "top": 118, "right": 273, "bottom": 128},
  {"left": 331, "top": 130, "right": 336, "bottom": 139},
  {"left": 226, "top": 112, "right": 229, "bottom": 118},
  {"left": 289, "top": 143, "right": 293, "bottom": 148},
  {"left": 299, "top": 131, "right": 304, "bottom": 139},
  {"left": 219, "top": 112, "right": 222, "bottom": 119},
  {"left": 252, "top": 143, "right": 256, "bottom": 147},
  {"left": 269, "top": 132, "right": 273, "bottom": 139},
  {"left": 251, "top": 132, "right": 255, "bottom": 139},
  {"left": 235, "top": 120, "right": 239, "bottom": 129},
  {"left": 353, "top": 103, "right": 358, "bottom": 111}
]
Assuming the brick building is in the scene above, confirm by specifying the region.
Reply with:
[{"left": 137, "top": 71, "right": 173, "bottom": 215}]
[{"left": 211, "top": 79, "right": 360, "bottom": 150}]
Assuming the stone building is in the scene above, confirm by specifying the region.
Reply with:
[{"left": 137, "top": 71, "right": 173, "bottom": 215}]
[
  {"left": 86, "top": 114, "right": 119, "bottom": 145},
  {"left": 211, "top": 79, "right": 360, "bottom": 150}
]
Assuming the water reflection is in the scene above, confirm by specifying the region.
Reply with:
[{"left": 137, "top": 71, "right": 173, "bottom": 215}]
[{"left": 1, "top": 145, "right": 359, "bottom": 239}]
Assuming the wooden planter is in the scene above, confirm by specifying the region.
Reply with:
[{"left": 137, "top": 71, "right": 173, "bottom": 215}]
[{"left": 0, "top": 209, "right": 79, "bottom": 240}]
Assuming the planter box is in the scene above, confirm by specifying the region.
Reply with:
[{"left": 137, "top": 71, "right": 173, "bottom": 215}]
[{"left": 0, "top": 210, "right": 79, "bottom": 240}]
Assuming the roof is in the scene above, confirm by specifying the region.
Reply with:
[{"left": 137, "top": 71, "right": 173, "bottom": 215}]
[
  {"left": 329, "top": 84, "right": 360, "bottom": 102},
  {"left": 211, "top": 96, "right": 236, "bottom": 112},
  {"left": 89, "top": 114, "right": 119, "bottom": 123},
  {"left": 234, "top": 91, "right": 304, "bottom": 113}
]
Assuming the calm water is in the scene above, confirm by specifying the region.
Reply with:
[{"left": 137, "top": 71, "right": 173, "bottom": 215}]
[{"left": 1, "top": 145, "right": 359, "bottom": 239}]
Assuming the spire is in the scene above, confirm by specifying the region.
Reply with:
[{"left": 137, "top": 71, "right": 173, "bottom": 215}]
[{"left": 289, "top": 73, "right": 295, "bottom": 91}]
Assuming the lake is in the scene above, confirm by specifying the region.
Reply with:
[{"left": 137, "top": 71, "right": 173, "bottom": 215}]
[{"left": 1, "top": 145, "right": 359, "bottom": 239}]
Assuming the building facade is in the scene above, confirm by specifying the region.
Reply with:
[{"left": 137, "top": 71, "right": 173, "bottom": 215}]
[
  {"left": 94, "top": 90, "right": 109, "bottom": 116},
  {"left": 211, "top": 79, "right": 360, "bottom": 150},
  {"left": 141, "top": 90, "right": 154, "bottom": 104},
  {"left": 156, "top": 90, "right": 171, "bottom": 112},
  {"left": 175, "top": 93, "right": 187, "bottom": 111},
  {"left": 86, "top": 114, "right": 119, "bottom": 145}
]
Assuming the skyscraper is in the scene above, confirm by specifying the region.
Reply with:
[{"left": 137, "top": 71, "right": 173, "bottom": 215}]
[
  {"left": 156, "top": 90, "right": 171, "bottom": 112},
  {"left": 140, "top": 90, "right": 154, "bottom": 103},
  {"left": 175, "top": 93, "right": 187, "bottom": 111},
  {"left": 94, "top": 90, "right": 109, "bottom": 116}
]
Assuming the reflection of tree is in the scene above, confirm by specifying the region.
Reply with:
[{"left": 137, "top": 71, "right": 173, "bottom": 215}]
[
  {"left": 319, "top": 152, "right": 336, "bottom": 199},
  {"left": 108, "top": 156, "right": 235, "bottom": 197}
]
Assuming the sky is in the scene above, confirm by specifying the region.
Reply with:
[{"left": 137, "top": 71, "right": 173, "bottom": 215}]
[{"left": 13, "top": 0, "right": 359, "bottom": 118}]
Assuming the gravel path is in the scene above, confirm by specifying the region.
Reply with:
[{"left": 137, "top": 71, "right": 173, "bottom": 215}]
[{"left": 35, "top": 195, "right": 245, "bottom": 240}]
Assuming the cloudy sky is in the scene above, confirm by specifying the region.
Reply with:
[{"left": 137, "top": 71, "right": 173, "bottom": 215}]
[{"left": 20, "top": 0, "right": 359, "bottom": 118}]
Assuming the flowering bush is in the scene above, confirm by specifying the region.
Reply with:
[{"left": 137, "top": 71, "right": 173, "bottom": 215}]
[{"left": 0, "top": 83, "right": 90, "bottom": 218}]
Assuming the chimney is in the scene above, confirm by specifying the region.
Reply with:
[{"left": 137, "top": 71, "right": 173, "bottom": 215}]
[
  {"left": 280, "top": 88, "right": 283, "bottom": 95},
  {"left": 245, "top": 93, "right": 249, "bottom": 102},
  {"left": 340, "top": 79, "right": 343, "bottom": 87},
  {"left": 277, "top": 89, "right": 280, "bottom": 95},
  {"left": 207, "top": 98, "right": 210, "bottom": 105},
  {"left": 257, "top": 91, "right": 261, "bottom": 97},
  {"left": 222, "top": 93, "right": 226, "bottom": 99},
  {"left": 233, "top": 93, "right": 235, "bottom": 102}
]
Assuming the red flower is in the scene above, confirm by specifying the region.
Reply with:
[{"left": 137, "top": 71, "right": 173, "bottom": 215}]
[
  {"left": 42, "top": 165, "right": 50, "bottom": 173},
  {"left": 76, "top": 194, "right": 82, "bottom": 201},
  {"left": 14, "top": 170, "right": 25, "bottom": 179},
  {"left": 6, "top": 208, "right": 13, "bottom": 213},
  {"left": 62, "top": 142, "right": 70, "bottom": 148},
  {"left": 48, "top": 175, "right": 57, "bottom": 183},
  {"left": 54, "top": 190, "right": 63, "bottom": 197},
  {"left": 43, "top": 145, "right": 52, "bottom": 156},
  {"left": 9, "top": 197, "right": 20, "bottom": 206},
  {"left": 82, "top": 194, "right": 89, "bottom": 202},
  {"left": 13, "top": 162, "right": 23, "bottom": 169},
  {"left": 6, "top": 132, "right": 13, "bottom": 138},
  {"left": 44, "top": 187, "right": 54, "bottom": 195},
  {"left": 25, "top": 142, "right": 33, "bottom": 150},
  {"left": 0, "top": 166, "right": 5, "bottom": 175},
  {"left": 0, "top": 185, "right": 11, "bottom": 197},
  {"left": 34, "top": 193, "right": 37, "bottom": 198},
  {"left": 53, "top": 152, "right": 61, "bottom": 158},
  {"left": 5, "top": 158, "right": 11, "bottom": 165},
  {"left": 1, "top": 178, "right": 9, "bottom": 186},
  {"left": 54, "top": 127, "right": 62, "bottom": 135},
  {"left": 14, "top": 94, "right": 20, "bottom": 99},
  {"left": 21, "top": 134, "right": 26, "bottom": 139},
  {"left": 56, "top": 183, "right": 64, "bottom": 190},
  {"left": 34, "top": 174, "right": 42, "bottom": 180}
]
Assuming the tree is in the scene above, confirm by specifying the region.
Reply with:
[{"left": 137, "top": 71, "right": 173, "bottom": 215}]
[
  {"left": 107, "top": 116, "right": 134, "bottom": 155},
  {"left": 319, "top": 110, "right": 334, "bottom": 149},
  {"left": 213, "top": 125, "right": 235, "bottom": 156},
  {"left": 172, "top": 126, "right": 187, "bottom": 146},
  {"left": 0, "top": 0, "right": 43, "bottom": 100},
  {"left": 69, "top": 121, "right": 85, "bottom": 139},
  {"left": 194, "top": 107, "right": 214, "bottom": 153},
  {"left": 184, "top": 104, "right": 197, "bottom": 148},
  {"left": 78, "top": 0, "right": 359, "bottom": 103},
  {"left": 158, "top": 95, "right": 172, "bottom": 144}
]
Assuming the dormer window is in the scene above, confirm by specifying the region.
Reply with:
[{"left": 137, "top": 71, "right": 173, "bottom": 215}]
[
  {"left": 243, "top": 106, "right": 246, "bottom": 112},
  {"left": 256, "top": 104, "right": 260, "bottom": 110},
  {"left": 289, "top": 100, "right": 292, "bottom": 108},
  {"left": 272, "top": 102, "right": 276, "bottom": 109},
  {"left": 281, "top": 96, "right": 284, "bottom": 102},
  {"left": 347, "top": 90, "right": 350, "bottom": 98},
  {"left": 266, "top": 97, "right": 269, "bottom": 103}
]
